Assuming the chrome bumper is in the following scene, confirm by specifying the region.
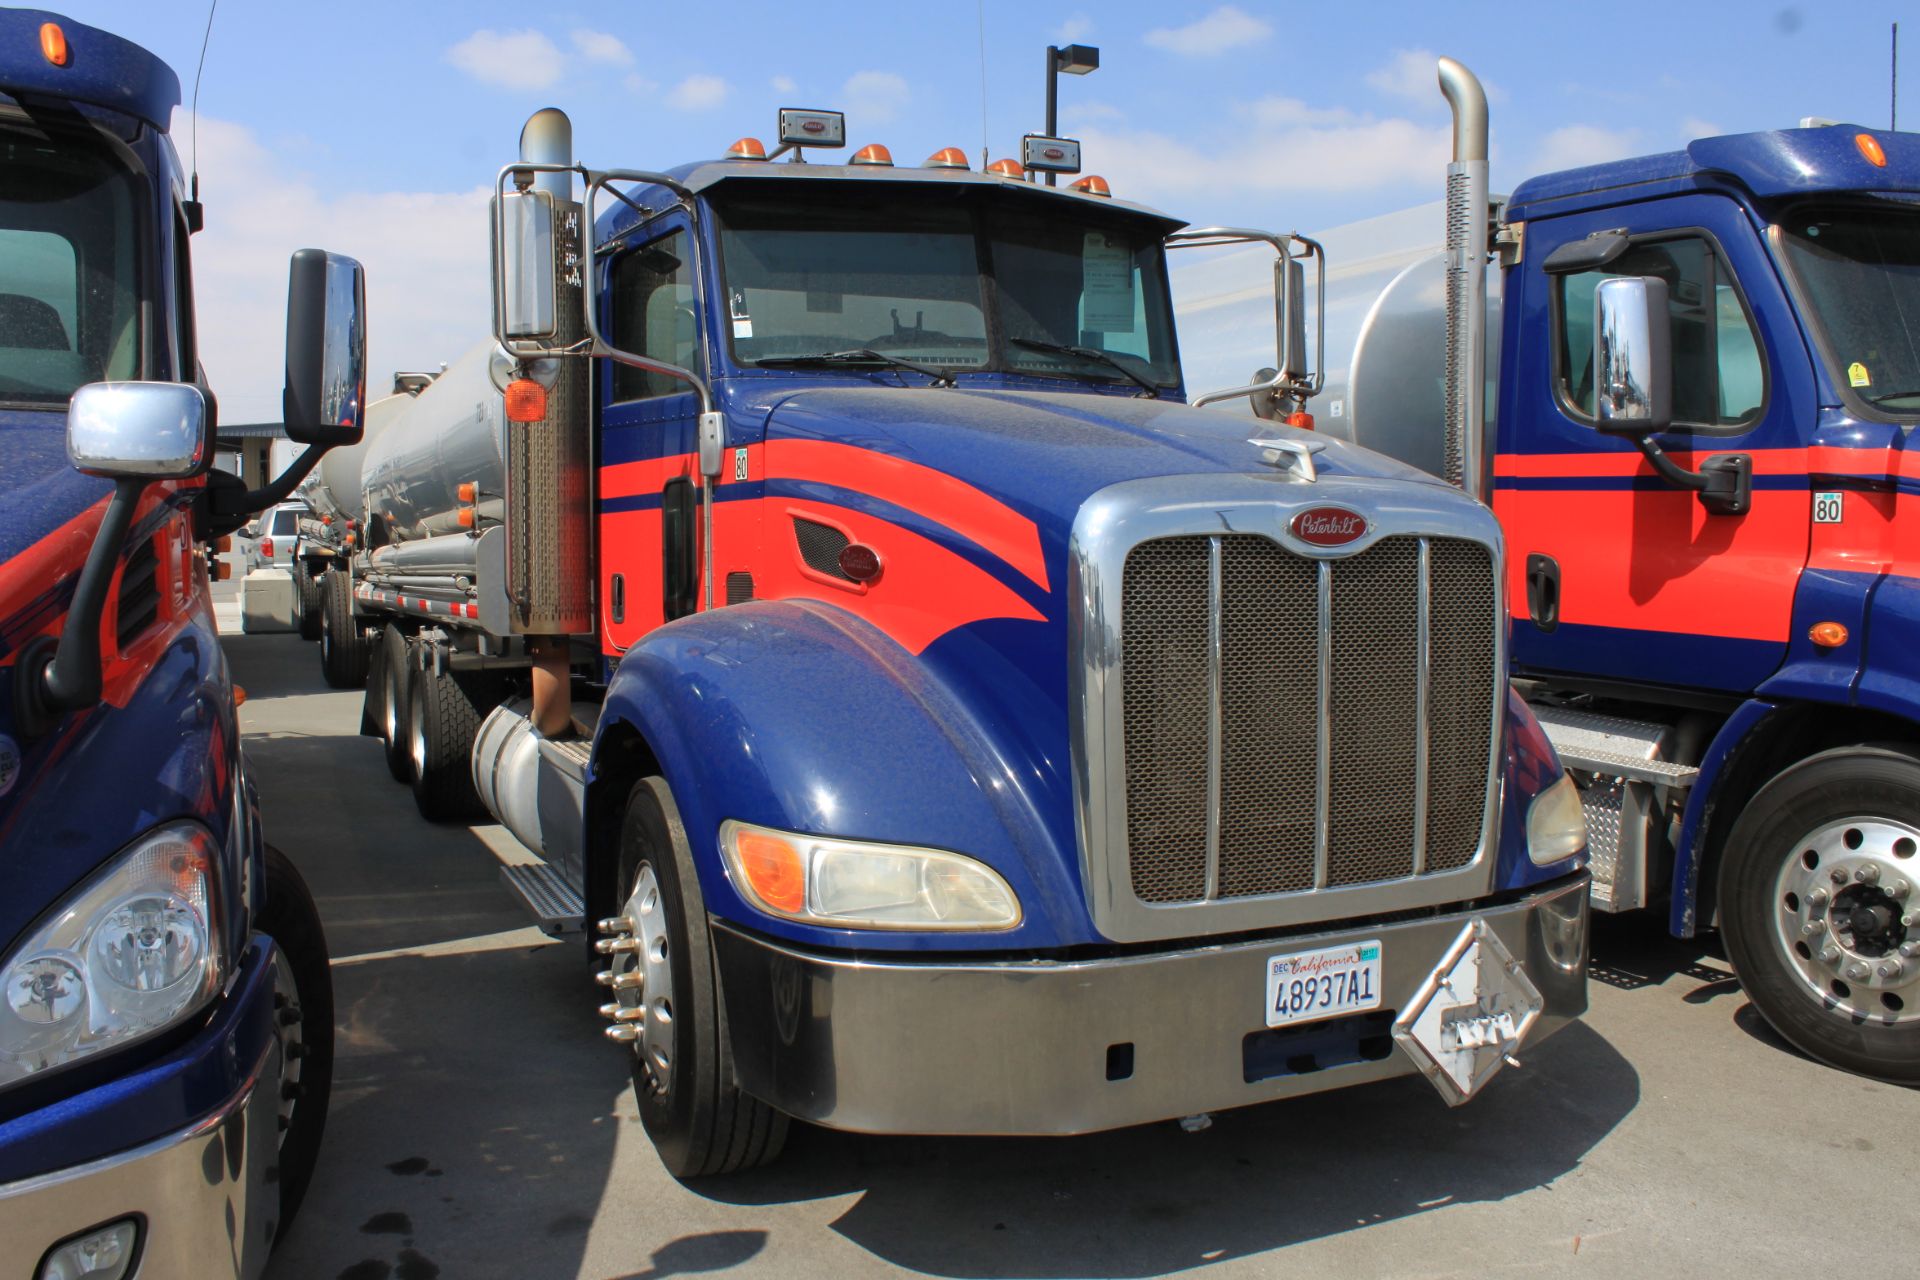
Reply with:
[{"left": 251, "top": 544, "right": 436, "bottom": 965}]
[
  {"left": 0, "top": 1042, "right": 279, "bottom": 1280},
  {"left": 714, "top": 874, "right": 1588, "bottom": 1135}
]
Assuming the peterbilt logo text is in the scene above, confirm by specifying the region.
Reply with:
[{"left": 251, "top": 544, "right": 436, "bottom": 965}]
[{"left": 1290, "top": 507, "right": 1368, "bottom": 546}]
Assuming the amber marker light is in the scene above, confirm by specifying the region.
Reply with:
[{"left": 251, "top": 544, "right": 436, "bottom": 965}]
[
  {"left": 457, "top": 482, "right": 477, "bottom": 503},
  {"left": 727, "top": 136, "right": 768, "bottom": 161},
  {"left": 987, "top": 158, "right": 1026, "bottom": 178},
  {"left": 503, "top": 378, "right": 547, "bottom": 422},
  {"left": 1070, "top": 174, "right": 1112, "bottom": 197},
  {"left": 456, "top": 508, "right": 475, "bottom": 529},
  {"left": 1810, "top": 621, "right": 1850, "bottom": 647},
  {"left": 925, "top": 146, "right": 970, "bottom": 169},
  {"left": 851, "top": 143, "right": 894, "bottom": 166},
  {"left": 1286, "top": 411, "right": 1315, "bottom": 430},
  {"left": 1857, "top": 133, "right": 1888, "bottom": 167},
  {"left": 40, "top": 22, "right": 68, "bottom": 67},
  {"left": 734, "top": 829, "right": 806, "bottom": 913}
]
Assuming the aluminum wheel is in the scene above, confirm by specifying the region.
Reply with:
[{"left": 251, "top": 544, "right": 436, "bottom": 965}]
[
  {"left": 383, "top": 656, "right": 405, "bottom": 747},
  {"left": 270, "top": 947, "right": 306, "bottom": 1150},
  {"left": 1770, "top": 817, "right": 1919, "bottom": 1024},
  {"left": 606, "top": 863, "right": 676, "bottom": 1094},
  {"left": 407, "top": 677, "right": 429, "bottom": 782}
]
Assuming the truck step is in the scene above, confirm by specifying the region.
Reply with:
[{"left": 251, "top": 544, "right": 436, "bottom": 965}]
[
  {"left": 1533, "top": 706, "right": 1700, "bottom": 788},
  {"left": 499, "top": 862, "right": 585, "bottom": 936}
]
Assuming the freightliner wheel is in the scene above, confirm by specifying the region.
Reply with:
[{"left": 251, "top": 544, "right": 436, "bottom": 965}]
[
  {"left": 601, "top": 777, "right": 788, "bottom": 1178},
  {"left": 379, "top": 626, "right": 414, "bottom": 784},
  {"left": 257, "top": 844, "right": 334, "bottom": 1242},
  {"left": 405, "top": 662, "right": 496, "bottom": 823},
  {"left": 318, "top": 569, "right": 370, "bottom": 689},
  {"left": 1721, "top": 745, "right": 1920, "bottom": 1083},
  {"left": 295, "top": 567, "right": 323, "bottom": 641}
]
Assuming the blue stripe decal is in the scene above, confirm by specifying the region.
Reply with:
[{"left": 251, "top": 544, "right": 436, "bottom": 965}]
[{"left": 1494, "top": 474, "right": 1808, "bottom": 492}]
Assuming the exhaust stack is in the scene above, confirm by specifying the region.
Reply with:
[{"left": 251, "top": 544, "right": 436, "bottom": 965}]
[{"left": 1437, "top": 58, "right": 1489, "bottom": 500}]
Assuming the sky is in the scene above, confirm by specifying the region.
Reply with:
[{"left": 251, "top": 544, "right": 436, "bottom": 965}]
[{"left": 39, "top": 0, "right": 1920, "bottom": 422}]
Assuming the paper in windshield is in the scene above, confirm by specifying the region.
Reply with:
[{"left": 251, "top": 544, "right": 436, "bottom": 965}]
[{"left": 1083, "top": 232, "right": 1136, "bottom": 334}]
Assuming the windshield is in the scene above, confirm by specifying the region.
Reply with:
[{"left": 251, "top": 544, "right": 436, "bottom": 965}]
[
  {"left": 0, "top": 124, "right": 144, "bottom": 407},
  {"left": 1779, "top": 204, "right": 1920, "bottom": 413},
  {"left": 713, "top": 186, "right": 1180, "bottom": 388}
]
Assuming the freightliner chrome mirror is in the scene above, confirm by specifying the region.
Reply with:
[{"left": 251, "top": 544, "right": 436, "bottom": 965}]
[
  {"left": 1592, "top": 275, "right": 1672, "bottom": 434},
  {"left": 283, "top": 248, "right": 368, "bottom": 447}
]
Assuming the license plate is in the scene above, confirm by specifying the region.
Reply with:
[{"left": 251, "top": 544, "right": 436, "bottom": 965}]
[{"left": 1265, "top": 940, "right": 1383, "bottom": 1028}]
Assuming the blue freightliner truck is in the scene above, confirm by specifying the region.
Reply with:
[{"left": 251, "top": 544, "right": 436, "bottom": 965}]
[
  {"left": 1184, "top": 65, "right": 1920, "bottom": 1081},
  {"left": 328, "top": 71, "right": 1590, "bottom": 1178},
  {"left": 0, "top": 12, "right": 369, "bottom": 1275}
]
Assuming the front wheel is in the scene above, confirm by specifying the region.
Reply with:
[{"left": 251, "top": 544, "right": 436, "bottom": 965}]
[
  {"left": 1721, "top": 746, "right": 1920, "bottom": 1083},
  {"left": 602, "top": 778, "right": 788, "bottom": 1177},
  {"left": 256, "top": 844, "right": 334, "bottom": 1241}
]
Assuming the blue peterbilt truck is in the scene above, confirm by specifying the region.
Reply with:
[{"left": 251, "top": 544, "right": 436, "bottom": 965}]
[
  {"left": 1184, "top": 68, "right": 1920, "bottom": 1080},
  {"left": 329, "top": 74, "right": 1590, "bottom": 1175},
  {"left": 0, "top": 12, "right": 366, "bottom": 1275}
]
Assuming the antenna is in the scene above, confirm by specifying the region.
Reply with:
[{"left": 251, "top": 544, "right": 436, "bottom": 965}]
[
  {"left": 976, "top": 0, "right": 990, "bottom": 170},
  {"left": 186, "top": 0, "right": 220, "bottom": 232},
  {"left": 1894, "top": 22, "right": 1900, "bottom": 131}
]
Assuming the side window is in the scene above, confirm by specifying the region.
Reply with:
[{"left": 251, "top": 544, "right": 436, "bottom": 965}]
[
  {"left": 609, "top": 230, "right": 697, "bottom": 402},
  {"left": 171, "top": 212, "right": 197, "bottom": 381},
  {"left": 1556, "top": 235, "right": 1765, "bottom": 428}
]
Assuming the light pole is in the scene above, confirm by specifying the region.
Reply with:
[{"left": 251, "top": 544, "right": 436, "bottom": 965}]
[{"left": 1044, "top": 43, "right": 1099, "bottom": 185}]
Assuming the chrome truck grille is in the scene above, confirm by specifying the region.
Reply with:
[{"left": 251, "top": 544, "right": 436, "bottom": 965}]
[{"left": 1071, "top": 475, "right": 1505, "bottom": 944}]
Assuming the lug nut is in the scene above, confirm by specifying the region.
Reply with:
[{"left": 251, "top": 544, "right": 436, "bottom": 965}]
[
  {"left": 1821, "top": 947, "right": 1842, "bottom": 965},
  {"left": 1858, "top": 865, "right": 1882, "bottom": 885},
  {"left": 1832, "top": 867, "right": 1850, "bottom": 885},
  {"left": 277, "top": 1005, "right": 303, "bottom": 1026},
  {"left": 281, "top": 1082, "right": 305, "bottom": 1101},
  {"left": 596, "top": 916, "right": 633, "bottom": 936},
  {"left": 594, "top": 969, "right": 616, "bottom": 986},
  {"left": 1891, "top": 881, "right": 1911, "bottom": 901},
  {"left": 1899, "top": 941, "right": 1920, "bottom": 958},
  {"left": 594, "top": 936, "right": 641, "bottom": 955},
  {"left": 286, "top": 1042, "right": 310, "bottom": 1061},
  {"left": 604, "top": 1025, "right": 639, "bottom": 1044},
  {"left": 1878, "top": 961, "right": 1903, "bottom": 980},
  {"left": 607, "top": 971, "right": 643, "bottom": 991},
  {"left": 1847, "top": 962, "right": 1872, "bottom": 981},
  {"left": 1810, "top": 888, "right": 1830, "bottom": 908},
  {"left": 1803, "top": 920, "right": 1828, "bottom": 937}
]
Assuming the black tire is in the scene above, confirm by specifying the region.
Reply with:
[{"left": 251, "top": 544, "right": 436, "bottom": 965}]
[
  {"left": 359, "top": 621, "right": 384, "bottom": 738},
  {"left": 1720, "top": 746, "right": 1920, "bottom": 1083},
  {"left": 256, "top": 844, "right": 334, "bottom": 1242},
  {"left": 406, "top": 662, "right": 494, "bottom": 822},
  {"left": 379, "top": 627, "right": 414, "bottom": 783},
  {"left": 295, "top": 568, "right": 323, "bottom": 641},
  {"left": 615, "top": 778, "right": 788, "bottom": 1177},
  {"left": 318, "top": 570, "right": 369, "bottom": 689}
]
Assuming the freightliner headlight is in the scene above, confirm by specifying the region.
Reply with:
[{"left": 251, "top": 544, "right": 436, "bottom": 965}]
[
  {"left": 1527, "top": 773, "right": 1588, "bottom": 867},
  {"left": 719, "top": 820, "right": 1021, "bottom": 930},
  {"left": 1, "top": 821, "right": 225, "bottom": 1090}
]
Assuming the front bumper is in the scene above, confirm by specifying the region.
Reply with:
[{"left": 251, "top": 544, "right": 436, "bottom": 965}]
[
  {"left": 0, "top": 946, "right": 283, "bottom": 1280},
  {"left": 714, "top": 874, "right": 1588, "bottom": 1135}
]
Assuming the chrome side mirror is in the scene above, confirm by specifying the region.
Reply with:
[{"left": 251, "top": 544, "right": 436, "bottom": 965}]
[
  {"left": 1593, "top": 276, "right": 1671, "bottom": 433},
  {"left": 68, "top": 382, "right": 209, "bottom": 478},
  {"left": 284, "top": 248, "right": 367, "bottom": 447},
  {"left": 493, "top": 184, "right": 559, "bottom": 345}
]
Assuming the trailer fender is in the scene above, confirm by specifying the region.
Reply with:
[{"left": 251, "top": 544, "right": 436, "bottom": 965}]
[{"left": 590, "top": 599, "right": 1087, "bottom": 952}]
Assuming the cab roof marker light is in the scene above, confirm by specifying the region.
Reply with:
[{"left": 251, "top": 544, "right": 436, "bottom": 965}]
[
  {"left": 1070, "top": 174, "right": 1112, "bottom": 197},
  {"left": 39, "top": 21, "right": 68, "bottom": 67},
  {"left": 851, "top": 143, "right": 894, "bottom": 166},
  {"left": 727, "top": 136, "right": 768, "bottom": 161},
  {"left": 1857, "top": 132, "right": 1889, "bottom": 167},
  {"left": 987, "top": 158, "right": 1026, "bottom": 178},
  {"left": 925, "top": 147, "right": 970, "bottom": 170}
]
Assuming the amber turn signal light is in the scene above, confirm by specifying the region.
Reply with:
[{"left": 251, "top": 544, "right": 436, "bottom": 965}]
[
  {"left": 1809, "top": 621, "right": 1849, "bottom": 648},
  {"left": 1856, "top": 133, "right": 1888, "bottom": 167},
  {"left": 734, "top": 830, "right": 806, "bottom": 913},
  {"left": 40, "top": 22, "right": 68, "bottom": 67},
  {"left": 504, "top": 378, "right": 547, "bottom": 423}
]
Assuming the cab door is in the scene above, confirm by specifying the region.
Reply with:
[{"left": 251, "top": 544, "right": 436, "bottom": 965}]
[
  {"left": 1496, "top": 193, "right": 1818, "bottom": 693},
  {"left": 597, "top": 221, "right": 704, "bottom": 654}
]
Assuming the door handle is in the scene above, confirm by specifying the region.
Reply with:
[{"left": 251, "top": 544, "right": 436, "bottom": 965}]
[{"left": 1526, "top": 553, "right": 1560, "bottom": 632}]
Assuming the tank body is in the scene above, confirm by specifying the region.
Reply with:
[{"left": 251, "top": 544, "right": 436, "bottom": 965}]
[{"left": 358, "top": 342, "right": 506, "bottom": 544}]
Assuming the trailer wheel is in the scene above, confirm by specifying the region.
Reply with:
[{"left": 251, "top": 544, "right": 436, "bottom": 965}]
[
  {"left": 405, "top": 662, "right": 494, "bottom": 822},
  {"left": 1721, "top": 746, "right": 1920, "bottom": 1083},
  {"left": 379, "top": 627, "right": 414, "bottom": 783},
  {"left": 295, "top": 568, "right": 323, "bottom": 641},
  {"left": 318, "top": 570, "right": 369, "bottom": 689},
  {"left": 606, "top": 777, "right": 788, "bottom": 1178},
  {"left": 256, "top": 844, "right": 334, "bottom": 1243}
]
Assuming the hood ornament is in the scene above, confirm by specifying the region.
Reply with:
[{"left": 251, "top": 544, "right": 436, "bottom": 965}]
[{"left": 1248, "top": 435, "right": 1326, "bottom": 483}]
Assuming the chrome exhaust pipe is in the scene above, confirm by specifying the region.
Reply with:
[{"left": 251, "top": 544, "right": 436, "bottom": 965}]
[
  {"left": 1437, "top": 57, "right": 1489, "bottom": 501},
  {"left": 519, "top": 107, "right": 573, "bottom": 198}
]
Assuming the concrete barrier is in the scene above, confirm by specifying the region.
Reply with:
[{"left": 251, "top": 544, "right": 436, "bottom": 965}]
[{"left": 241, "top": 569, "right": 297, "bottom": 634}]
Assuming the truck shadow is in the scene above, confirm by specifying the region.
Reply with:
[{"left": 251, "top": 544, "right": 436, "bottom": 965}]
[{"left": 701, "top": 1019, "right": 1638, "bottom": 1277}]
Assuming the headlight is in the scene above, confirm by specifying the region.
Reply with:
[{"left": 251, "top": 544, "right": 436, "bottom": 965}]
[
  {"left": 1, "top": 822, "right": 224, "bottom": 1090},
  {"left": 1526, "top": 773, "right": 1588, "bottom": 867},
  {"left": 719, "top": 820, "right": 1021, "bottom": 930}
]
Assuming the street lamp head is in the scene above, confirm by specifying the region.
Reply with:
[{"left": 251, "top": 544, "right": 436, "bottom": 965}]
[{"left": 1054, "top": 44, "right": 1100, "bottom": 75}]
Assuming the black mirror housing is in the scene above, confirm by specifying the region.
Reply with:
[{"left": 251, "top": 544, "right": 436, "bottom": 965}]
[{"left": 283, "top": 248, "right": 367, "bottom": 447}]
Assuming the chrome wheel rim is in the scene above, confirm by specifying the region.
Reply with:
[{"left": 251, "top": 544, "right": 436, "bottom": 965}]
[
  {"left": 383, "top": 657, "right": 405, "bottom": 747},
  {"left": 1771, "top": 817, "right": 1919, "bottom": 1024},
  {"left": 407, "top": 680, "right": 427, "bottom": 779},
  {"left": 271, "top": 948, "right": 304, "bottom": 1150},
  {"left": 611, "top": 864, "right": 676, "bottom": 1094}
]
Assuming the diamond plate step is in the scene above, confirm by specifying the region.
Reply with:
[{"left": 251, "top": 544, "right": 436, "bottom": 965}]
[
  {"left": 1533, "top": 705, "right": 1700, "bottom": 788},
  {"left": 500, "top": 862, "right": 585, "bottom": 935},
  {"left": 1552, "top": 746, "right": 1700, "bottom": 787}
]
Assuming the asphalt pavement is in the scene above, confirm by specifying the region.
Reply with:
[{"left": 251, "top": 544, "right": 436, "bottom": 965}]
[{"left": 218, "top": 603, "right": 1919, "bottom": 1280}]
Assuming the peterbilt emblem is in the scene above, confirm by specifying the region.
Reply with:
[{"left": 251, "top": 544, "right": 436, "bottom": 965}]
[
  {"left": 803, "top": 120, "right": 825, "bottom": 134},
  {"left": 1290, "top": 506, "right": 1368, "bottom": 546},
  {"left": 1044, "top": 147, "right": 1065, "bottom": 159}
]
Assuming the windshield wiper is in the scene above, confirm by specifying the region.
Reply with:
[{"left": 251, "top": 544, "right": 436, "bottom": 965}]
[
  {"left": 1866, "top": 388, "right": 1920, "bottom": 405},
  {"left": 1008, "top": 336, "right": 1159, "bottom": 397},
  {"left": 754, "top": 348, "right": 956, "bottom": 388}
]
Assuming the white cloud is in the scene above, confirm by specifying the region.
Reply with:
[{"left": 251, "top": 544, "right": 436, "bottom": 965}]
[
  {"left": 445, "top": 29, "right": 564, "bottom": 91},
  {"left": 1681, "top": 115, "right": 1724, "bottom": 140},
  {"left": 771, "top": 75, "right": 798, "bottom": 94},
  {"left": 1365, "top": 49, "right": 1436, "bottom": 103},
  {"left": 842, "top": 70, "right": 910, "bottom": 125},
  {"left": 571, "top": 29, "right": 633, "bottom": 67},
  {"left": 1247, "top": 97, "right": 1359, "bottom": 128},
  {"left": 1144, "top": 6, "right": 1271, "bottom": 57},
  {"left": 178, "top": 113, "right": 491, "bottom": 426},
  {"left": 624, "top": 72, "right": 658, "bottom": 95},
  {"left": 1063, "top": 100, "right": 1125, "bottom": 124},
  {"left": 667, "top": 74, "right": 729, "bottom": 112},
  {"left": 1057, "top": 13, "right": 1094, "bottom": 40},
  {"left": 1532, "top": 124, "right": 1638, "bottom": 173}
]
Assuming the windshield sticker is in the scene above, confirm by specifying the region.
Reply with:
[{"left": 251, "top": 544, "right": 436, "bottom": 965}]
[
  {"left": 1083, "top": 232, "right": 1136, "bottom": 334},
  {"left": 1849, "top": 361, "right": 1872, "bottom": 388}
]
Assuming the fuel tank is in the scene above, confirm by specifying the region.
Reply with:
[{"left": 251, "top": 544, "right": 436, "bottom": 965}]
[{"left": 357, "top": 341, "right": 506, "bottom": 545}]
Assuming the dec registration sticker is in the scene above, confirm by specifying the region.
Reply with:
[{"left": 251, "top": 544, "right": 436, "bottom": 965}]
[{"left": 1265, "top": 940, "right": 1383, "bottom": 1028}]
